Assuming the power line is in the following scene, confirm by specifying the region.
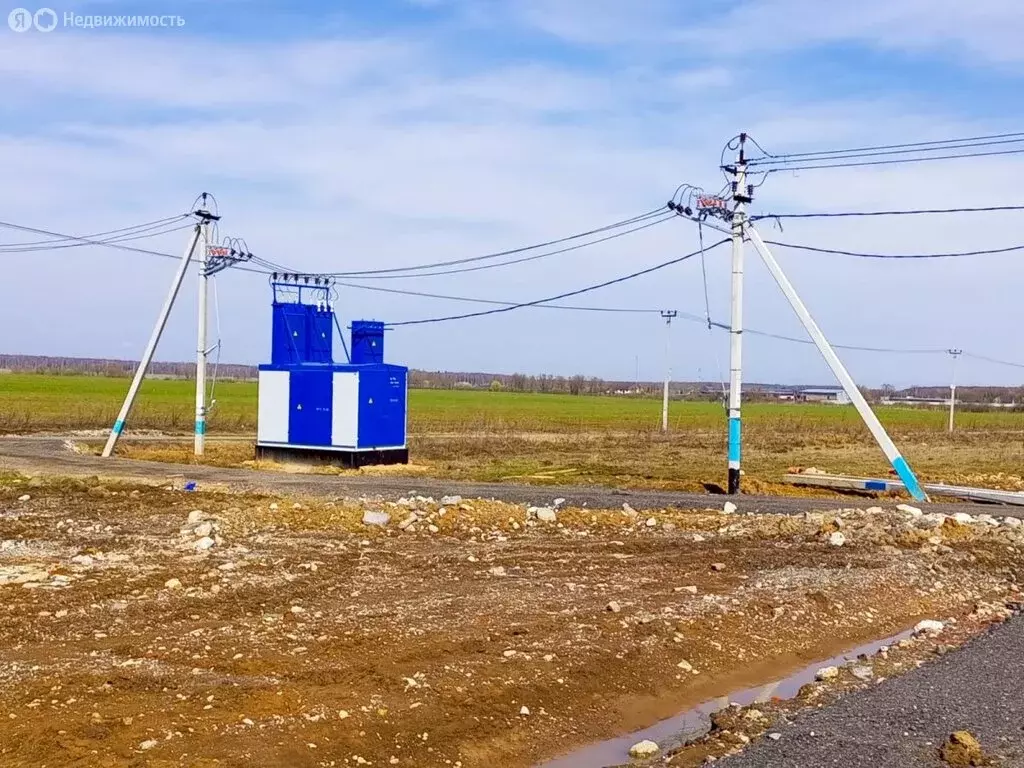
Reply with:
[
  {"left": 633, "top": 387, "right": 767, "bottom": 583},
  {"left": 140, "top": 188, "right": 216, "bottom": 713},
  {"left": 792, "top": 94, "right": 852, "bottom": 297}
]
[
  {"left": 0, "top": 219, "right": 196, "bottom": 260},
  {"left": 0, "top": 221, "right": 195, "bottom": 253},
  {"left": 753, "top": 146, "right": 1024, "bottom": 173},
  {"left": 334, "top": 214, "right": 676, "bottom": 280},
  {"left": 961, "top": 352, "right": 1024, "bottom": 370},
  {"left": 751, "top": 204, "right": 1024, "bottom": 221},
  {"left": 764, "top": 239, "right": 1024, "bottom": 260},
  {"left": 745, "top": 130, "right": 1024, "bottom": 163},
  {"left": 335, "top": 281, "right": 663, "bottom": 313},
  {"left": 313, "top": 207, "right": 669, "bottom": 278},
  {"left": 0, "top": 214, "right": 191, "bottom": 251},
  {"left": 388, "top": 237, "right": 731, "bottom": 326}
]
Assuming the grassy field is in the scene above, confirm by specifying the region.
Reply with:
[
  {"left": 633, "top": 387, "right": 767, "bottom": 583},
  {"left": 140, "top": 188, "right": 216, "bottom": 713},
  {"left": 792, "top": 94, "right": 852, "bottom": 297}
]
[
  {"left": 2, "top": 373, "right": 1022, "bottom": 493},
  {"left": 1, "top": 372, "right": 1021, "bottom": 434}
]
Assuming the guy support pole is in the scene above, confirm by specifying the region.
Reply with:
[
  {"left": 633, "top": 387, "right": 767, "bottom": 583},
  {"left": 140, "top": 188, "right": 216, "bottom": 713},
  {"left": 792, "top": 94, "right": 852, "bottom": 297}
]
[
  {"left": 947, "top": 348, "right": 962, "bottom": 433},
  {"left": 727, "top": 135, "right": 750, "bottom": 494},
  {"left": 745, "top": 225, "right": 928, "bottom": 502},
  {"left": 102, "top": 221, "right": 204, "bottom": 457},
  {"left": 195, "top": 216, "right": 211, "bottom": 456},
  {"left": 661, "top": 310, "right": 677, "bottom": 432}
]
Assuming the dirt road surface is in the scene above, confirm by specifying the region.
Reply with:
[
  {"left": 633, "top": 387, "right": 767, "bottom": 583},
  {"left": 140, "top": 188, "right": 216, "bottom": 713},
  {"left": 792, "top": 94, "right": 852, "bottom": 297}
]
[
  {"left": 2, "top": 461, "right": 1024, "bottom": 767},
  {"left": 0, "top": 437, "right": 1008, "bottom": 518}
]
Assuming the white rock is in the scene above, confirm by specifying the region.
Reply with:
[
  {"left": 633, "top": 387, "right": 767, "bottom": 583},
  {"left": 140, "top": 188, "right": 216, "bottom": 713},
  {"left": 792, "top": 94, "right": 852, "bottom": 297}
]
[
  {"left": 519, "top": 706, "right": 530, "bottom": 716},
  {"left": 139, "top": 739, "right": 158, "bottom": 750},
  {"left": 896, "top": 504, "right": 922, "bottom": 516},
  {"left": 187, "top": 510, "right": 205, "bottom": 524},
  {"left": 536, "top": 508, "right": 557, "bottom": 523},
  {"left": 606, "top": 601, "right": 622, "bottom": 613},
  {"left": 193, "top": 522, "right": 214, "bottom": 538},
  {"left": 164, "top": 578, "right": 183, "bottom": 590},
  {"left": 918, "top": 513, "right": 947, "bottom": 530},
  {"left": 338, "top": 710, "right": 350, "bottom": 719},
  {"left": 553, "top": 498, "right": 566, "bottom": 507},
  {"left": 427, "top": 524, "right": 440, "bottom": 534},
  {"left": 851, "top": 666, "right": 873, "bottom": 681},
  {"left": 913, "top": 619, "right": 944, "bottom": 636},
  {"left": 1003, "top": 517, "right": 1023, "bottom": 528},
  {"left": 488, "top": 566, "right": 506, "bottom": 577},
  {"left": 269, "top": 503, "right": 279, "bottom": 511},
  {"left": 622, "top": 503, "right": 638, "bottom": 519},
  {"left": 71, "top": 555, "right": 94, "bottom": 567},
  {"left": 676, "top": 660, "right": 694, "bottom": 672},
  {"left": 629, "top": 740, "right": 660, "bottom": 759},
  {"left": 362, "top": 511, "right": 391, "bottom": 527},
  {"left": 693, "top": 534, "right": 706, "bottom": 543},
  {"left": 815, "top": 666, "right": 839, "bottom": 681},
  {"left": 767, "top": 733, "right": 782, "bottom": 741},
  {"left": 398, "top": 513, "right": 418, "bottom": 530},
  {"left": 17, "top": 495, "right": 30, "bottom": 503},
  {"left": 828, "top": 532, "right": 847, "bottom": 547},
  {"left": 681, "top": 585, "right": 698, "bottom": 594},
  {"left": 645, "top": 518, "right": 658, "bottom": 528},
  {"left": 195, "top": 537, "right": 216, "bottom": 551},
  {"left": 952, "top": 512, "right": 975, "bottom": 525},
  {"left": 866, "top": 506, "right": 885, "bottom": 515},
  {"left": 723, "top": 501, "right": 738, "bottom": 514},
  {"left": 440, "top": 495, "right": 462, "bottom": 506}
]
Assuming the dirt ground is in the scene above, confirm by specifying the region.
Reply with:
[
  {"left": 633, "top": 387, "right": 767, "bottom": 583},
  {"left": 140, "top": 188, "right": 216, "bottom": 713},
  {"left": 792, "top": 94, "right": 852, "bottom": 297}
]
[{"left": 1, "top": 471, "right": 1023, "bottom": 768}]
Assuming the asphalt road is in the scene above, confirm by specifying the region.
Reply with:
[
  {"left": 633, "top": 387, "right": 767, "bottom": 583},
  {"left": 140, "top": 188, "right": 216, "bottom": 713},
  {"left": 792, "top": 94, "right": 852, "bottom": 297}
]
[
  {"left": 0, "top": 437, "right": 1014, "bottom": 517},
  {"left": 720, "top": 615, "right": 1024, "bottom": 767}
]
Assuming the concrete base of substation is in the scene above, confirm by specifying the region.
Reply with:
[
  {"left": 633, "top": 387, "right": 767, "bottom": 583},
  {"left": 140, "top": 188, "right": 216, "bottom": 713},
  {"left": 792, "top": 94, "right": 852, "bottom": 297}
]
[{"left": 254, "top": 445, "right": 409, "bottom": 468}]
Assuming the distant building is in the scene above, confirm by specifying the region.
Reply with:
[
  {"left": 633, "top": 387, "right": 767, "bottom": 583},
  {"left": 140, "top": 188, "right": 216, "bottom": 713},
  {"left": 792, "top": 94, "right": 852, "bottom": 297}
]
[{"left": 797, "top": 388, "right": 851, "bottom": 405}]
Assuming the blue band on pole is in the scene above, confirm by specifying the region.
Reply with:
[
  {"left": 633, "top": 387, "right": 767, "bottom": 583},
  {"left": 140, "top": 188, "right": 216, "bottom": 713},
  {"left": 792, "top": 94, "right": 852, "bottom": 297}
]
[
  {"left": 195, "top": 420, "right": 206, "bottom": 435},
  {"left": 112, "top": 420, "right": 124, "bottom": 435},
  {"left": 728, "top": 417, "right": 741, "bottom": 463},
  {"left": 892, "top": 455, "right": 926, "bottom": 502}
]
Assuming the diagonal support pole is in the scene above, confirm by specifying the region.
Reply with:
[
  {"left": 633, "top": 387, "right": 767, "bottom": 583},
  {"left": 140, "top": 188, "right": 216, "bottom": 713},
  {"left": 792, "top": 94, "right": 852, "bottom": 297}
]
[
  {"left": 745, "top": 224, "right": 928, "bottom": 502},
  {"left": 102, "top": 224, "right": 203, "bottom": 457}
]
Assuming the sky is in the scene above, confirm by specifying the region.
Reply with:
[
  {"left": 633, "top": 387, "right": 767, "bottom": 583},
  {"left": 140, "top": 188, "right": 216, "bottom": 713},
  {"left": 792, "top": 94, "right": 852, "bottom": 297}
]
[{"left": 1, "top": 0, "right": 1023, "bottom": 387}]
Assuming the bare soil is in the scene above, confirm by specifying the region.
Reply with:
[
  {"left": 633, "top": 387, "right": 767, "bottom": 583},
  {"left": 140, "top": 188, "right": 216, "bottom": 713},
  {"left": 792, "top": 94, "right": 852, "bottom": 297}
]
[{"left": 1, "top": 472, "right": 1022, "bottom": 767}]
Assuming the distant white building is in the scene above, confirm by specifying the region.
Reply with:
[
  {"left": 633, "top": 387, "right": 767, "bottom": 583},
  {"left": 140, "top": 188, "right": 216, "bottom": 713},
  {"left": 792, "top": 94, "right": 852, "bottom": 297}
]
[{"left": 797, "top": 388, "right": 851, "bottom": 405}]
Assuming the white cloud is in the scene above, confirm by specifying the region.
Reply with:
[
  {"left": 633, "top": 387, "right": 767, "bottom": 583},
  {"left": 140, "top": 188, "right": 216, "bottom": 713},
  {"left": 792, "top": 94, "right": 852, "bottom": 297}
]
[{"left": 0, "top": 10, "right": 1021, "bottom": 387}]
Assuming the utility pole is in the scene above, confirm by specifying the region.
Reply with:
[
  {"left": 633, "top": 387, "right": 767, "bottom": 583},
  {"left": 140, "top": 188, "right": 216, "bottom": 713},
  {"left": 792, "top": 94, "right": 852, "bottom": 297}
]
[
  {"left": 103, "top": 221, "right": 205, "bottom": 457},
  {"left": 947, "top": 348, "right": 963, "bottom": 433},
  {"left": 194, "top": 211, "right": 213, "bottom": 457},
  {"left": 635, "top": 355, "right": 640, "bottom": 393},
  {"left": 726, "top": 134, "right": 750, "bottom": 495},
  {"left": 661, "top": 310, "right": 678, "bottom": 432}
]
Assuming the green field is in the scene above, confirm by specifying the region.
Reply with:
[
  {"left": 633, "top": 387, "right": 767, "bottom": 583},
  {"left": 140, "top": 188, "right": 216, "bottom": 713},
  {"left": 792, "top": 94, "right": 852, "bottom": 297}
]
[{"left": 0, "top": 372, "right": 1021, "bottom": 435}]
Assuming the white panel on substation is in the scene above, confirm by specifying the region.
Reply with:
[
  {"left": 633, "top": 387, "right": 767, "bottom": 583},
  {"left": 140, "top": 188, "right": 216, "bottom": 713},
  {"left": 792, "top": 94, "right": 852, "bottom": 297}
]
[
  {"left": 331, "top": 371, "right": 359, "bottom": 448},
  {"left": 256, "top": 371, "right": 290, "bottom": 444}
]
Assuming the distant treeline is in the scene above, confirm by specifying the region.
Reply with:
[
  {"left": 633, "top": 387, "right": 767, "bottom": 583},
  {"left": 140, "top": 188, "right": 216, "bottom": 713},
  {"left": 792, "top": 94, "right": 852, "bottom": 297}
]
[{"left": 1, "top": 355, "right": 1020, "bottom": 404}]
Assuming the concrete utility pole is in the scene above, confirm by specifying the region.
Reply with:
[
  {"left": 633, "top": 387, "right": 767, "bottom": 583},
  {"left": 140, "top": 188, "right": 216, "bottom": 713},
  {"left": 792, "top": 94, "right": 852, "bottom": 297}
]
[
  {"left": 947, "top": 348, "right": 963, "bottom": 433},
  {"left": 102, "top": 222, "right": 205, "bottom": 458},
  {"left": 194, "top": 213, "right": 213, "bottom": 457},
  {"left": 661, "top": 310, "right": 678, "bottom": 432},
  {"left": 727, "top": 134, "right": 750, "bottom": 495}
]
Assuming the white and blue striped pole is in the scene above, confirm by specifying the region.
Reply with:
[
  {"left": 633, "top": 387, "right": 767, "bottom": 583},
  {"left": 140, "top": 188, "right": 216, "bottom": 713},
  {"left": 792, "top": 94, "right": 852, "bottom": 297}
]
[
  {"left": 102, "top": 223, "right": 203, "bottom": 457},
  {"left": 745, "top": 225, "right": 927, "bottom": 502},
  {"left": 194, "top": 220, "right": 210, "bottom": 456},
  {"left": 727, "top": 139, "right": 749, "bottom": 494}
]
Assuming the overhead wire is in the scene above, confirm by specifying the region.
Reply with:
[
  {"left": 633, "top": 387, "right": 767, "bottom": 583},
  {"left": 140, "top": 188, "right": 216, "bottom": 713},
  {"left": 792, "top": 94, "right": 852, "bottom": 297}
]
[
  {"left": 388, "top": 237, "right": 732, "bottom": 326},
  {"left": 752, "top": 146, "right": 1024, "bottom": 173},
  {"left": 335, "top": 214, "right": 676, "bottom": 280},
  {"left": 751, "top": 204, "right": 1024, "bottom": 221},
  {"left": 746, "top": 130, "right": 1024, "bottom": 163},
  {"left": 763, "top": 239, "right": 1024, "bottom": 260},
  {"left": 319, "top": 206, "right": 669, "bottom": 277},
  {"left": 0, "top": 214, "right": 192, "bottom": 251}
]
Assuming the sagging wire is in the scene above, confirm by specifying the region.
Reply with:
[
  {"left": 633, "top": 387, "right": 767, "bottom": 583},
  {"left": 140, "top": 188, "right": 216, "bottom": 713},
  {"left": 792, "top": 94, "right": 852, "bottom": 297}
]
[
  {"left": 206, "top": 275, "right": 223, "bottom": 413},
  {"left": 696, "top": 219, "right": 729, "bottom": 408}
]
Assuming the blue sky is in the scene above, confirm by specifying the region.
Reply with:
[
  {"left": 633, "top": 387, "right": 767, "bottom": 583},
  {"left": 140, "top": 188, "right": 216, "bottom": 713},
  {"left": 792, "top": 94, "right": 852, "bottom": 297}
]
[{"left": 1, "top": 0, "right": 1023, "bottom": 387}]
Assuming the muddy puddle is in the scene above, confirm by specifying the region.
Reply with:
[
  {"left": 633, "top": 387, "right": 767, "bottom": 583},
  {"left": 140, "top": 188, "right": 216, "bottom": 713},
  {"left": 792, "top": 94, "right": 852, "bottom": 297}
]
[{"left": 536, "top": 627, "right": 915, "bottom": 768}]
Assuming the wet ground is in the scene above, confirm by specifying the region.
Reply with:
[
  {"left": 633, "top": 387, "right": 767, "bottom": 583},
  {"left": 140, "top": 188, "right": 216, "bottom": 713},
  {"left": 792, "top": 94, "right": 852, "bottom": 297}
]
[{"left": 1, "top": 466, "right": 1023, "bottom": 767}]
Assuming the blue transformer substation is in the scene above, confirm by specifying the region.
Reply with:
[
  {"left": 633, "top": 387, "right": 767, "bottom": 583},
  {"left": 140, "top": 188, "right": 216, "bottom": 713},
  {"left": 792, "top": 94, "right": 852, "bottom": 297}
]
[{"left": 255, "top": 273, "right": 409, "bottom": 467}]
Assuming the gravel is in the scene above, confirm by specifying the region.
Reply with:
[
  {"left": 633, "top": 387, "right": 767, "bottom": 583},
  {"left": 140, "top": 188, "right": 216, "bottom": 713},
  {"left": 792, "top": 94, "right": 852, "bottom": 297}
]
[
  {"left": 3, "top": 438, "right": 1017, "bottom": 519},
  {"left": 720, "top": 616, "right": 1024, "bottom": 767}
]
